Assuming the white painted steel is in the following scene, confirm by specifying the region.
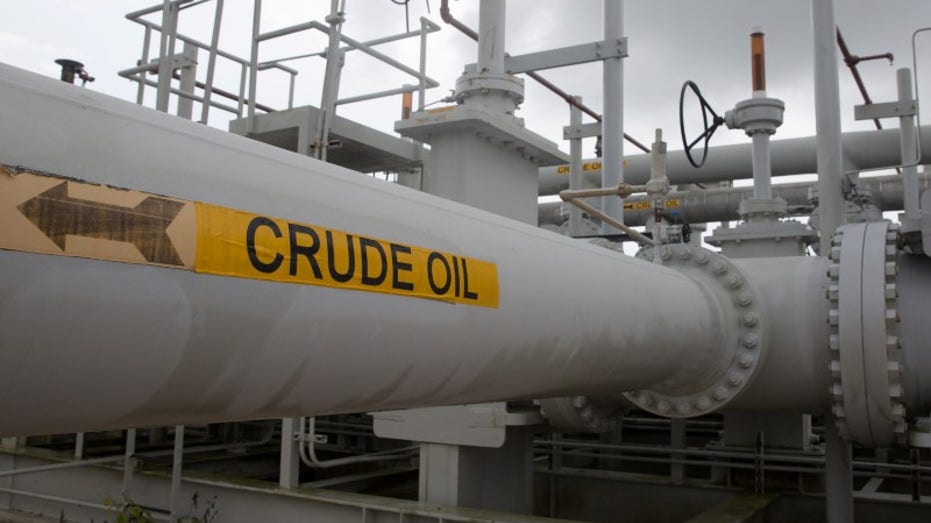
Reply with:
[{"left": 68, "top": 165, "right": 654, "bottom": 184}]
[
  {"left": 478, "top": 0, "right": 505, "bottom": 75},
  {"left": 0, "top": 64, "right": 722, "bottom": 436},
  {"left": 601, "top": 0, "right": 624, "bottom": 234},
  {"left": 537, "top": 126, "right": 931, "bottom": 195},
  {"left": 751, "top": 133, "right": 773, "bottom": 200},
  {"left": 899, "top": 68, "right": 921, "bottom": 221},
  {"left": 812, "top": 0, "right": 845, "bottom": 255}
]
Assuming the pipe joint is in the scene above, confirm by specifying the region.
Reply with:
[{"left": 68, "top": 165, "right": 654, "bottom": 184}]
[{"left": 626, "top": 244, "right": 769, "bottom": 418}]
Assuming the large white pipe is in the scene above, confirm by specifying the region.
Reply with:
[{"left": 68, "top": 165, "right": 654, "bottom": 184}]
[
  {"left": 537, "top": 126, "right": 931, "bottom": 195},
  {"left": 0, "top": 64, "right": 724, "bottom": 437}
]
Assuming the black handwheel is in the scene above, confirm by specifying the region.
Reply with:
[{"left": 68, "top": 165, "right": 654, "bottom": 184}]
[{"left": 679, "top": 81, "right": 725, "bottom": 168}]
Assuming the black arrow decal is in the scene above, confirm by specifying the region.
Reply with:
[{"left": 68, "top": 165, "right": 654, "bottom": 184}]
[{"left": 17, "top": 182, "right": 186, "bottom": 266}]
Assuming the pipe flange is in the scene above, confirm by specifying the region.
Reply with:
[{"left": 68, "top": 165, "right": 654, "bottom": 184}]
[
  {"left": 828, "top": 222, "right": 907, "bottom": 446},
  {"left": 537, "top": 395, "right": 624, "bottom": 433},
  {"left": 625, "top": 244, "right": 768, "bottom": 418}
]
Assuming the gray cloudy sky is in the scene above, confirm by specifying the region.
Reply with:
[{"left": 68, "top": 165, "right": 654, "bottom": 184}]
[{"left": 0, "top": 1, "right": 927, "bottom": 157}]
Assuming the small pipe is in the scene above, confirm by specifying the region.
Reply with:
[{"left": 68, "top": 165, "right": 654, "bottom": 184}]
[
  {"left": 559, "top": 195, "right": 656, "bottom": 245},
  {"left": 297, "top": 417, "right": 416, "bottom": 469},
  {"left": 836, "top": 29, "right": 888, "bottom": 132},
  {"left": 899, "top": 68, "right": 920, "bottom": 221}
]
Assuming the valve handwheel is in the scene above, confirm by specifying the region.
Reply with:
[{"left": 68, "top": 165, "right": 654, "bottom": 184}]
[{"left": 679, "top": 81, "right": 725, "bottom": 168}]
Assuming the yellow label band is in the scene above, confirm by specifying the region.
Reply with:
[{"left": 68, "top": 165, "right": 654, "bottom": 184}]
[
  {"left": 1, "top": 167, "right": 499, "bottom": 309},
  {"left": 194, "top": 204, "right": 499, "bottom": 308}
]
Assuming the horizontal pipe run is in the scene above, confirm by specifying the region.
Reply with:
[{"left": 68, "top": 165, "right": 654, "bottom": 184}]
[
  {"left": 0, "top": 64, "right": 720, "bottom": 436},
  {"left": 539, "top": 173, "right": 931, "bottom": 228},
  {"left": 539, "top": 126, "right": 931, "bottom": 195}
]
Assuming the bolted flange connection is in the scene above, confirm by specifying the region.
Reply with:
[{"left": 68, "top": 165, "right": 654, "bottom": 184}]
[
  {"left": 828, "top": 221, "right": 907, "bottom": 446},
  {"left": 627, "top": 244, "right": 768, "bottom": 418},
  {"left": 537, "top": 395, "right": 625, "bottom": 434}
]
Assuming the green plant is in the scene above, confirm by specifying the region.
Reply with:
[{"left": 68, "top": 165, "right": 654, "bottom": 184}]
[
  {"left": 178, "top": 492, "right": 219, "bottom": 523},
  {"left": 103, "top": 497, "right": 155, "bottom": 523}
]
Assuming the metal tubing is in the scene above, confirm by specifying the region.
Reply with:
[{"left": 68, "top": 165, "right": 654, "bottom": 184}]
[
  {"left": 0, "top": 64, "right": 724, "bottom": 436},
  {"left": 0, "top": 455, "right": 124, "bottom": 478},
  {"left": 601, "top": 0, "right": 624, "bottom": 235},
  {"left": 419, "top": 17, "right": 428, "bottom": 110},
  {"left": 155, "top": 0, "right": 177, "bottom": 113},
  {"left": 539, "top": 173, "right": 931, "bottom": 227},
  {"left": 478, "top": 0, "right": 506, "bottom": 74},
  {"left": 812, "top": 0, "right": 846, "bottom": 254},
  {"left": 899, "top": 68, "right": 920, "bottom": 220},
  {"left": 199, "top": 0, "right": 224, "bottom": 124},
  {"left": 298, "top": 417, "right": 417, "bottom": 469},
  {"left": 569, "top": 96, "right": 584, "bottom": 236},
  {"left": 751, "top": 133, "right": 773, "bottom": 199},
  {"left": 539, "top": 126, "right": 931, "bottom": 195},
  {"left": 136, "top": 26, "right": 152, "bottom": 106},
  {"left": 560, "top": 197, "right": 655, "bottom": 245},
  {"left": 247, "top": 0, "right": 261, "bottom": 128}
]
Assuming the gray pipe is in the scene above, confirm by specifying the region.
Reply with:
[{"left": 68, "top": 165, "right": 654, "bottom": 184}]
[
  {"left": 538, "top": 173, "right": 931, "bottom": 227},
  {"left": 538, "top": 126, "right": 931, "bottom": 195}
]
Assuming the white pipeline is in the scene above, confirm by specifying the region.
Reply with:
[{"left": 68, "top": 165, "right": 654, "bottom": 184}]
[{"left": 0, "top": 64, "right": 722, "bottom": 436}]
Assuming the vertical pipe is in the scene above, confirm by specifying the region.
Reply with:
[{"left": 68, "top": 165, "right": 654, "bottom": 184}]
[
  {"left": 176, "top": 42, "right": 197, "bottom": 120},
  {"left": 812, "top": 0, "right": 845, "bottom": 254},
  {"left": 824, "top": 412, "right": 854, "bottom": 522},
  {"left": 477, "top": 0, "right": 506, "bottom": 74},
  {"left": 278, "top": 418, "right": 300, "bottom": 488},
  {"left": 569, "top": 96, "right": 584, "bottom": 237},
  {"left": 315, "top": 0, "right": 344, "bottom": 161},
  {"left": 601, "top": 0, "right": 624, "bottom": 234},
  {"left": 199, "top": 0, "right": 224, "bottom": 124},
  {"left": 751, "top": 134, "right": 773, "bottom": 199},
  {"left": 237, "top": 63, "right": 247, "bottom": 118},
  {"left": 418, "top": 17, "right": 428, "bottom": 111},
  {"left": 136, "top": 26, "right": 152, "bottom": 106},
  {"left": 247, "top": 0, "right": 262, "bottom": 130},
  {"left": 121, "top": 428, "right": 136, "bottom": 499},
  {"left": 899, "top": 68, "right": 920, "bottom": 220},
  {"left": 155, "top": 0, "right": 176, "bottom": 113},
  {"left": 169, "top": 425, "right": 185, "bottom": 521},
  {"left": 74, "top": 433, "right": 84, "bottom": 460}
]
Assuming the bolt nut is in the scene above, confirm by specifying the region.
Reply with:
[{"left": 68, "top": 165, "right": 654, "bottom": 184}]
[
  {"left": 697, "top": 396, "right": 711, "bottom": 410},
  {"left": 726, "top": 275, "right": 742, "bottom": 289},
  {"left": 743, "top": 333, "right": 760, "bottom": 349},
  {"left": 742, "top": 312, "right": 759, "bottom": 326},
  {"left": 727, "top": 371, "right": 744, "bottom": 386},
  {"left": 695, "top": 252, "right": 710, "bottom": 264},
  {"left": 713, "top": 386, "right": 729, "bottom": 401},
  {"left": 660, "top": 247, "right": 672, "bottom": 260},
  {"left": 712, "top": 262, "right": 728, "bottom": 275},
  {"left": 676, "top": 402, "right": 690, "bottom": 414},
  {"left": 738, "top": 353, "right": 755, "bottom": 368},
  {"left": 656, "top": 400, "right": 670, "bottom": 414},
  {"left": 736, "top": 292, "right": 753, "bottom": 307},
  {"left": 678, "top": 248, "right": 692, "bottom": 260}
]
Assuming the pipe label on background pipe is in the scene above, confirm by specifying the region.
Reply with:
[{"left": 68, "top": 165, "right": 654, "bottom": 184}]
[{"left": 0, "top": 166, "right": 499, "bottom": 308}]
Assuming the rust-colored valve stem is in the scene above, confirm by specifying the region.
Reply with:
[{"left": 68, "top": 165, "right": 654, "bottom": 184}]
[
  {"left": 401, "top": 91, "right": 413, "bottom": 120},
  {"left": 750, "top": 27, "right": 766, "bottom": 92}
]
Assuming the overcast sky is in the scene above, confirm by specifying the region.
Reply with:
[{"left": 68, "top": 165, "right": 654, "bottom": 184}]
[{"left": 0, "top": 0, "right": 927, "bottom": 159}]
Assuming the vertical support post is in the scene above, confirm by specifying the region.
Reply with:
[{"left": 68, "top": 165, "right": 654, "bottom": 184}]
[
  {"left": 156, "top": 0, "right": 179, "bottom": 113},
  {"left": 670, "top": 419, "right": 685, "bottom": 484},
  {"left": 176, "top": 42, "right": 198, "bottom": 120},
  {"left": 279, "top": 418, "right": 300, "bottom": 488},
  {"left": 169, "top": 425, "right": 185, "bottom": 522},
  {"left": 568, "top": 96, "right": 584, "bottom": 237},
  {"left": 812, "top": 0, "right": 845, "bottom": 254},
  {"left": 200, "top": 0, "right": 224, "bottom": 124},
  {"left": 601, "top": 0, "right": 624, "bottom": 234},
  {"left": 824, "top": 412, "right": 854, "bottom": 522},
  {"left": 247, "top": 0, "right": 262, "bottom": 130},
  {"left": 899, "top": 68, "right": 920, "bottom": 221},
  {"left": 315, "top": 0, "right": 346, "bottom": 161},
  {"left": 74, "top": 433, "right": 85, "bottom": 460},
  {"left": 122, "top": 428, "right": 136, "bottom": 499},
  {"left": 136, "top": 26, "right": 152, "bottom": 106}
]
